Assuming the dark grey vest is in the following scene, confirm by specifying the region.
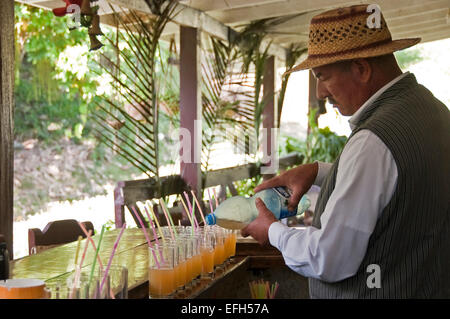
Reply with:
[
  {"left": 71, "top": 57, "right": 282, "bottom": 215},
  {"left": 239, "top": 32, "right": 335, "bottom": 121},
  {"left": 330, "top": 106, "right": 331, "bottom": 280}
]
[{"left": 310, "top": 73, "right": 450, "bottom": 298}]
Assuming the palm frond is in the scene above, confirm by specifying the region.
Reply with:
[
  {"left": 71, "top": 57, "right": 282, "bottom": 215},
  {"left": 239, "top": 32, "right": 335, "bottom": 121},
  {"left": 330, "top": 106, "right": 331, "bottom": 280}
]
[{"left": 91, "top": 1, "right": 178, "bottom": 178}]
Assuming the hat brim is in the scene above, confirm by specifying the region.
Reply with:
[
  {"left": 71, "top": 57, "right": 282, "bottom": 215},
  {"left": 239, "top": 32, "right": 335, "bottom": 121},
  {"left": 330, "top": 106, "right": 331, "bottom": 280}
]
[{"left": 285, "top": 37, "right": 421, "bottom": 75}]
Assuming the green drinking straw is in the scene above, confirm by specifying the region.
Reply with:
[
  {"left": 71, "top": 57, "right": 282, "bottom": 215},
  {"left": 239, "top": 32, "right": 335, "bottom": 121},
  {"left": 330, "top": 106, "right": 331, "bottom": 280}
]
[
  {"left": 146, "top": 201, "right": 165, "bottom": 241},
  {"left": 159, "top": 198, "right": 178, "bottom": 240},
  {"left": 88, "top": 224, "right": 106, "bottom": 287},
  {"left": 180, "top": 197, "right": 195, "bottom": 235}
]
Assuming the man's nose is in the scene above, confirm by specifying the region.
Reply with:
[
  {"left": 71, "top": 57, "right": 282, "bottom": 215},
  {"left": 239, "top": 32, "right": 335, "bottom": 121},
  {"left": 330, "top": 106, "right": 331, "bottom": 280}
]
[{"left": 316, "top": 79, "right": 329, "bottom": 100}]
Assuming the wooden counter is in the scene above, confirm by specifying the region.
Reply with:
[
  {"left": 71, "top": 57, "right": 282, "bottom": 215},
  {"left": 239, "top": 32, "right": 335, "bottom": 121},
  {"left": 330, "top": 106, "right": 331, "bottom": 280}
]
[{"left": 9, "top": 228, "right": 309, "bottom": 299}]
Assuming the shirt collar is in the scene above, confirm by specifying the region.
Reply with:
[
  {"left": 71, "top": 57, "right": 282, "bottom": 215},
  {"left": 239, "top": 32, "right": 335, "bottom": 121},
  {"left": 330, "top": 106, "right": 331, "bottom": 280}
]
[{"left": 348, "top": 72, "right": 410, "bottom": 131}]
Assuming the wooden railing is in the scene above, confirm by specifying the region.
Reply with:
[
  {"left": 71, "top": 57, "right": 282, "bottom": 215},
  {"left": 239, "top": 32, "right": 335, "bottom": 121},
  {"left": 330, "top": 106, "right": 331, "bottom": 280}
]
[{"left": 114, "top": 153, "right": 303, "bottom": 228}]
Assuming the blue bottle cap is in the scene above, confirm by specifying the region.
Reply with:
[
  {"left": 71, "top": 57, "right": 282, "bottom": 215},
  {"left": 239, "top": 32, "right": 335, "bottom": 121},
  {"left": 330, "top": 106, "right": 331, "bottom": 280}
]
[{"left": 205, "top": 213, "right": 216, "bottom": 225}]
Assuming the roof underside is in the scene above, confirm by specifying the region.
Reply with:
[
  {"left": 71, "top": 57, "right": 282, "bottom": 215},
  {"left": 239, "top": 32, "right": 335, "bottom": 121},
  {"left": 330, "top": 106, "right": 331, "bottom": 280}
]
[{"left": 17, "top": 0, "right": 450, "bottom": 60}]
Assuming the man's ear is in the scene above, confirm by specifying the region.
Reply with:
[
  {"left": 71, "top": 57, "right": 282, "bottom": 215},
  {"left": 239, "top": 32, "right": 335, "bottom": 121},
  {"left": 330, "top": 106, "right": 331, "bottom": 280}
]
[{"left": 350, "top": 58, "right": 372, "bottom": 83}]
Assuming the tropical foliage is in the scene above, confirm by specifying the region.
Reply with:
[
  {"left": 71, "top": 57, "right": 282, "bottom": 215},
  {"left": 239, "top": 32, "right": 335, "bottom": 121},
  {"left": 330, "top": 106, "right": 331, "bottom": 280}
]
[{"left": 279, "top": 109, "right": 347, "bottom": 164}]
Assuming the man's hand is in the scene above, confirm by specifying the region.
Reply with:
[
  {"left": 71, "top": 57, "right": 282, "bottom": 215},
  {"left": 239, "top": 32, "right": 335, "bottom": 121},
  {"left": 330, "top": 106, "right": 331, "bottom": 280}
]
[
  {"left": 254, "top": 162, "right": 318, "bottom": 211},
  {"left": 241, "top": 198, "right": 278, "bottom": 246}
]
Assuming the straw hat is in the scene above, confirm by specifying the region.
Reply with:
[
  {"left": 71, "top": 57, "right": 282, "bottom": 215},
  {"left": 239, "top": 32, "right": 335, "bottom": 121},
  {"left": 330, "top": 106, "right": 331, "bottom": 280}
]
[{"left": 287, "top": 4, "right": 421, "bottom": 73}]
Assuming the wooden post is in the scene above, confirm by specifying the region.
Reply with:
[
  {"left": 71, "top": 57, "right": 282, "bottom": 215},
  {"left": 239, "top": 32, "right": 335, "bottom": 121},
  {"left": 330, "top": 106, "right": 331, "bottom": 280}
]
[
  {"left": 261, "top": 55, "right": 277, "bottom": 179},
  {"left": 0, "top": 0, "right": 15, "bottom": 259},
  {"left": 179, "top": 26, "right": 202, "bottom": 196}
]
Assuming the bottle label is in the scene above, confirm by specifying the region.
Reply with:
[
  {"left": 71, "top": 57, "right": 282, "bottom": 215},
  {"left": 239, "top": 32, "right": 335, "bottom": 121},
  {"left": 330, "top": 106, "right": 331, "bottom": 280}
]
[
  {"left": 272, "top": 187, "right": 297, "bottom": 219},
  {"left": 273, "top": 186, "right": 291, "bottom": 199}
]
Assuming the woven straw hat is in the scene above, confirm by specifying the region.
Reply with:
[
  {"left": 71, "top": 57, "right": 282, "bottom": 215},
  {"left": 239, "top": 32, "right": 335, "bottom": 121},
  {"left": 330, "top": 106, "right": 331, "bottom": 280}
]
[{"left": 287, "top": 4, "right": 421, "bottom": 73}]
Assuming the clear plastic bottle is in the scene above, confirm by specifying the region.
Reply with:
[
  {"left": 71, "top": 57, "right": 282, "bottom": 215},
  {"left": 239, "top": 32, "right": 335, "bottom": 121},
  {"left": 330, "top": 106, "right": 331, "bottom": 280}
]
[{"left": 205, "top": 187, "right": 311, "bottom": 230}]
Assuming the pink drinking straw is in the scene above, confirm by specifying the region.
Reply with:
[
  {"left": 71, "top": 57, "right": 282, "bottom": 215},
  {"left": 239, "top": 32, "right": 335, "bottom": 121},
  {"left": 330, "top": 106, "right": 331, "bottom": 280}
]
[
  {"left": 191, "top": 190, "right": 206, "bottom": 225},
  {"left": 143, "top": 206, "right": 165, "bottom": 262},
  {"left": 130, "top": 205, "right": 152, "bottom": 247},
  {"left": 131, "top": 206, "right": 161, "bottom": 267},
  {"left": 70, "top": 229, "right": 92, "bottom": 299},
  {"left": 77, "top": 222, "right": 104, "bottom": 271},
  {"left": 99, "top": 223, "right": 127, "bottom": 294},
  {"left": 159, "top": 198, "right": 178, "bottom": 237},
  {"left": 159, "top": 198, "right": 176, "bottom": 241},
  {"left": 207, "top": 189, "right": 214, "bottom": 214},
  {"left": 183, "top": 191, "right": 199, "bottom": 230},
  {"left": 143, "top": 206, "right": 160, "bottom": 246}
]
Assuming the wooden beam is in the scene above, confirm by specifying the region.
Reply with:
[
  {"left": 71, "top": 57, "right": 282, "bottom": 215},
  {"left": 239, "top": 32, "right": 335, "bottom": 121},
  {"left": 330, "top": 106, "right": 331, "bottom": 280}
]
[
  {"left": 208, "top": 0, "right": 447, "bottom": 24},
  {"left": 271, "top": 16, "right": 450, "bottom": 45},
  {"left": 15, "top": 0, "right": 61, "bottom": 9},
  {"left": 267, "top": 2, "right": 449, "bottom": 35},
  {"left": 109, "top": 0, "right": 288, "bottom": 60},
  {"left": 420, "top": 32, "right": 450, "bottom": 43},
  {"left": 394, "top": 24, "right": 450, "bottom": 39},
  {"left": 178, "top": 0, "right": 285, "bottom": 12},
  {"left": 390, "top": 18, "right": 449, "bottom": 35},
  {"left": 0, "top": 0, "right": 15, "bottom": 259},
  {"left": 179, "top": 26, "right": 202, "bottom": 195}
]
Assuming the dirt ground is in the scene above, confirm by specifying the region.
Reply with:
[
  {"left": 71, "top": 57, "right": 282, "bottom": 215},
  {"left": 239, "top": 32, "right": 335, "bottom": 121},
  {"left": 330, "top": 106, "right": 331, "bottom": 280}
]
[{"left": 12, "top": 138, "right": 139, "bottom": 258}]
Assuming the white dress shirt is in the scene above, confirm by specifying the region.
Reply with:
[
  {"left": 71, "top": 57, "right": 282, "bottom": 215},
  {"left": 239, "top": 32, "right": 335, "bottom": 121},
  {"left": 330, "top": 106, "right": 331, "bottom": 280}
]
[{"left": 268, "top": 72, "right": 409, "bottom": 282}]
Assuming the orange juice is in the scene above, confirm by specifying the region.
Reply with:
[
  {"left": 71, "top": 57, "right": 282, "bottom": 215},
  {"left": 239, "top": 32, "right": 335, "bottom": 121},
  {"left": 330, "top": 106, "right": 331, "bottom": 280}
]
[
  {"left": 224, "top": 234, "right": 232, "bottom": 259},
  {"left": 186, "top": 257, "right": 196, "bottom": 282},
  {"left": 201, "top": 248, "right": 215, "bottom": 274},
  {"left": 214, "top": 243, "right": 225, "bottom": 266},
  {"left": 149, "top": 268, "right": 175, "bottom": 297},
  {"left": 179, "top": 260, "right": 188, "bottom": 286},
  {"left": 174, "top": 263, "right": 184, "bottom": 289},
  {"left": 193, "top": 254, "right": 202, "bottom": 278},
  {"left": 230, "top": 232, "right": 237, "bottom": 257}
]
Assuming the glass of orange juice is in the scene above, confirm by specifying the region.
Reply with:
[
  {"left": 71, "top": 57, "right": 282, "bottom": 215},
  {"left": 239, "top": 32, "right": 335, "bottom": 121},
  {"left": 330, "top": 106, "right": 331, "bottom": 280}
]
[
  {"left": 200, "top": 234, "right": 215, "bottom": 279},
  {"left": 224, "top": 229, "right": 238, "bottom": 265},
  {"left": 212, "top": 228, "right": 226, "bottom": 269},
  {"left": 148, "top": 245, "right": 176, "bottom": 299}
]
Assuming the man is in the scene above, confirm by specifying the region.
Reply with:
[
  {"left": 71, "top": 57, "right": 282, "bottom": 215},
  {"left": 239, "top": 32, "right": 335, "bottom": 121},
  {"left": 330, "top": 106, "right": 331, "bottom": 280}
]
[{"left": 242, "top": 4, "right": 450, "bottom": 298}]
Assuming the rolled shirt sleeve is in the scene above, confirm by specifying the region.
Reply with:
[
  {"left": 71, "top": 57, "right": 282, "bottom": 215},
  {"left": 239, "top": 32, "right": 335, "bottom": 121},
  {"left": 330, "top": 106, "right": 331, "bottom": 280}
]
[
  {"left": 314, "top": 161, "right": 333, "bottom": 187},
  {"left": 268, "top": 129, "right": 398, "bottom": 282}
]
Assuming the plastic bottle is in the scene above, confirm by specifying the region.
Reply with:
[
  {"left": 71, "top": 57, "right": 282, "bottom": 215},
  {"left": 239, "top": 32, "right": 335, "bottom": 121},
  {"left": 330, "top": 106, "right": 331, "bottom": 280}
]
[{"left": 205, "top": 186, "right": 311, "bottom": 230}]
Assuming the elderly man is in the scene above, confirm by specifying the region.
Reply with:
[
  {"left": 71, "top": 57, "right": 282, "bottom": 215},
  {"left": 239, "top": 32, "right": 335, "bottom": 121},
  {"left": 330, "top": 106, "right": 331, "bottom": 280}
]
[{"left": 242, "top": 4, "right": 449, "bottom": 298}]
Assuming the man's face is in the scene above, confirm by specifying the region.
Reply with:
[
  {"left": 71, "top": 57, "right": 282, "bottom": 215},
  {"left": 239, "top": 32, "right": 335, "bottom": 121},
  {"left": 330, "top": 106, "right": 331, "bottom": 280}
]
[{"left": 312, "top": 62, "right": 363, "bottom": 116}]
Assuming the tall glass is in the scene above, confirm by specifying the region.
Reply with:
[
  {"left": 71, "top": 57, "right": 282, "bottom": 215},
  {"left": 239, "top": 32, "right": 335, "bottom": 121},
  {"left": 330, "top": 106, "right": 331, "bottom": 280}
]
[
  {"left": 200, "top": 233, "right": 215, "bottom": 279},
  {"left": 148, "top": 245, "right": 176, "bottom": 299},
  {"left": 213, "top": 227, "right": 226, "bottom": 269}
]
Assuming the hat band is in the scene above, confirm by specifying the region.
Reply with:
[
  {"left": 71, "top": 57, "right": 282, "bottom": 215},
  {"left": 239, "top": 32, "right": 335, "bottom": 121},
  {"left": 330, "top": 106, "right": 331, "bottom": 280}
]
[{"left": 308, "top": 38, "right": 392, "bottom": 59}]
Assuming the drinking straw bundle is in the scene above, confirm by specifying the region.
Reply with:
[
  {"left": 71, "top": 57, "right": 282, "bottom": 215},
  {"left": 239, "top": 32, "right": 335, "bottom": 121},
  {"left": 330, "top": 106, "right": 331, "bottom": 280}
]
[
  {"left": 66, "top": 222, "right": 128, "bottom": 299},
  {"left": 70, "top": 230, "right": 92, "bottom": 299},
  {"left": 99, "top": 223, "right": 127, "bottom": 295},
  {"left": 249, "top": 280, "right": 279, "bottom": 299},
  {"left": 78, "top": 222, "right": 104, "bottom": 271}
]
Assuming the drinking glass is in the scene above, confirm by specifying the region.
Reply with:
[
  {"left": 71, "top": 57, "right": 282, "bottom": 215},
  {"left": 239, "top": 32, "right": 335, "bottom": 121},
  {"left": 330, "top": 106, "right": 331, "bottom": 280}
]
[
  {"left": 45, "top": 265, "right": 128, "bottom": 299},
  {"left": 148, "top": 245, "right": 176, "bottom": 299},
  {"left": 200, "top": 234, "right": 215, "bottom": 279},
  {"left": 212, "top": 227, "right": 226, "bottom": 269}
]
